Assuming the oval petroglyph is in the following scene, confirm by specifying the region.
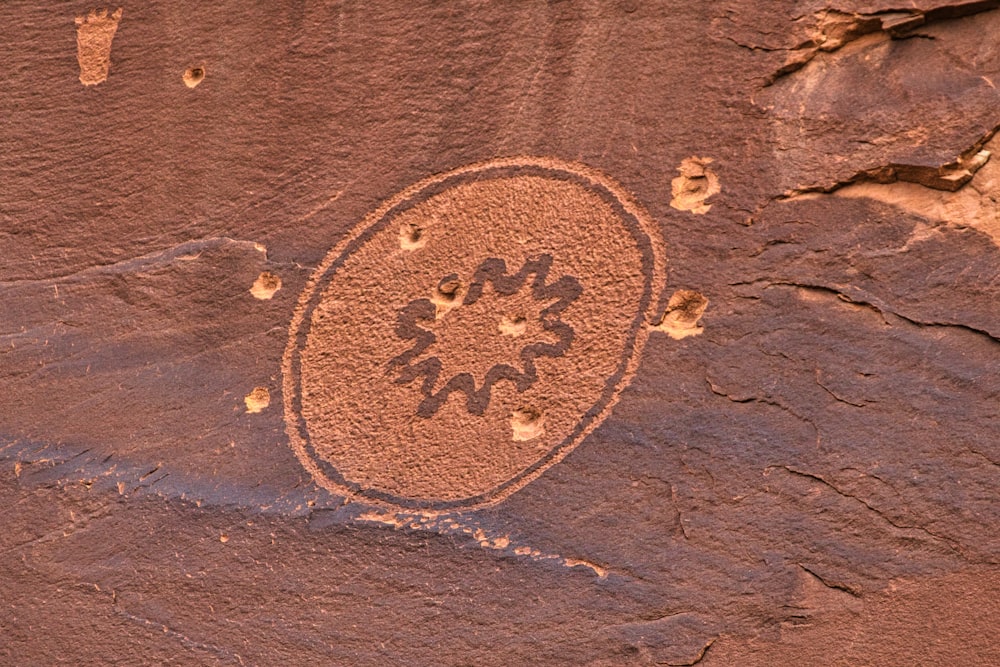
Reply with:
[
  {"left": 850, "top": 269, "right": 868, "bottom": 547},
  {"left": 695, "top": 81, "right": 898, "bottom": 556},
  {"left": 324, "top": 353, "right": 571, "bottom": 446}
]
[{"left": 283, "top": 157, "right": 667, "bottom": 513}]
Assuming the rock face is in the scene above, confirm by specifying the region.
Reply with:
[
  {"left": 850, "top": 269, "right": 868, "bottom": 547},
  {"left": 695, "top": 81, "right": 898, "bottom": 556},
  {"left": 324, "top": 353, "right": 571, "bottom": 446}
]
[{"left": 1, "top": 3, "right": 998, "bottom": 665}]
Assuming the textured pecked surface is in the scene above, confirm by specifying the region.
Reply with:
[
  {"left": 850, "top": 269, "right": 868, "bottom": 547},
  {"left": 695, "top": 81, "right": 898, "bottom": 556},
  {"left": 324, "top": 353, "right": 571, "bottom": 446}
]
[{"left": 1, "top": 2, "right": 998, "bottom": 665}]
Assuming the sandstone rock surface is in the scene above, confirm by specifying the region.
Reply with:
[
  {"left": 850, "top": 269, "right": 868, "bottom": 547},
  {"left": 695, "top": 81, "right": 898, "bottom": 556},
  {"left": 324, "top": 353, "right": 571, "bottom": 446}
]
[{"left": 2, "top": 2, "right": 998, "bottom": 665}]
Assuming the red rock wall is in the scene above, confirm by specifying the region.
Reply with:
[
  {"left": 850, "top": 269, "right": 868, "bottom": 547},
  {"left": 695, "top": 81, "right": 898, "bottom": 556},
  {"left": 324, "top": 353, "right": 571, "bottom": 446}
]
[{"left": 2, "top": 2, "right": 998, "bottom": 664}]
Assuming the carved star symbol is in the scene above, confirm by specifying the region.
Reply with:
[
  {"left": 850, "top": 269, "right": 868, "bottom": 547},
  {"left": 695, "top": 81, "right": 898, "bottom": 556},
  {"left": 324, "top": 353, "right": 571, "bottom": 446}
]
[{"left": 387, "top": 254, "right": 582, "bottom": 418}]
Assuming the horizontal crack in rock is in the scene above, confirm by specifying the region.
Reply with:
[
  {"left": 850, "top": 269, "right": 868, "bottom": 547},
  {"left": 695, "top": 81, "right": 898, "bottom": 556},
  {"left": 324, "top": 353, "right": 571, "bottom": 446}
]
[
  {"left": 113, "top": 604, "right": 245, "bottom": 664},
  {"left": 733, "top": 280, "right": 1000, "bottom": 344},
  {"left": 781, "top": 126, "right": 998, "bottom": 197},
  {"left": 669, "top": 638, "right": 716, "bottom": 666},
  {"left": 796, "top": 133, "right": 1000, "bottom": 247},
  {"left": 773, "top": 465, "right": 969, "bottom": 557},
  {"left": 766, "top": 1, "right": 1000, "bottom": 86},
  {"left": 706, "top": 378, "right": 822, "bottom": 446},
  {"left": 797, "top": 563, "right": 863, "bottom": 597},
  {"left": 0, "top": 237, "right": 269, "bottom": 287}
]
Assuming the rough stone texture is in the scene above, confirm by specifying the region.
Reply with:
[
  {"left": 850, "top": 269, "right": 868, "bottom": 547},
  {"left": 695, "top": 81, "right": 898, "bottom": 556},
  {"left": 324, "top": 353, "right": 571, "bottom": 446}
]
[{"left": 1, "top": 2, "right": 998, "bottom": 665}]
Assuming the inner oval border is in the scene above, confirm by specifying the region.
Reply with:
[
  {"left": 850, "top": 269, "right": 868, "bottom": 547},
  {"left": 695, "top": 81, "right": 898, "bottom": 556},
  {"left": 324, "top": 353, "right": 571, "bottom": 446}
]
[{"left": 282, "top": 156, "right": 668, "bottom": 514}]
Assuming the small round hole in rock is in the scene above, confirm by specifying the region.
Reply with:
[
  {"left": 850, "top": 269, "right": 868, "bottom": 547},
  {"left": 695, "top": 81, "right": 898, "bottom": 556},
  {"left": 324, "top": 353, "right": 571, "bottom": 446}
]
[
  {"left": 498, "top": 314, "right": 527, "bottom": 337},
  {"left": 244, "top": 386, "right": 270, "bottom": 413},
  {"left": 399, "top": 223, "right": 426, "bottom": 250},
  {"left": 250, "top": 271, "right": 282, "bottom": 300},
  {"left": 430, "top": 275, "right": 464, "bottom": 318},
  {"left": 433, "top": 275, "right": 462, "bottom": 302},
  {"left": 511, "top": 407, "right": 545, "bottom": 441},
  {"left": 183, "top": 66, "right": 205, "bottom": 88}
]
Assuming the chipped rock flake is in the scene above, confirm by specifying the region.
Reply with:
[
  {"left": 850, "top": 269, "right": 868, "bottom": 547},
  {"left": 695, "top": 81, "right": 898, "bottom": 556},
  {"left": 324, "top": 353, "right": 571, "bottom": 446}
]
[
  {"left": 670, "top": 157, "right": 720, "bottom": 214},
  {"left": 75, "top": 8, "right": 123, "bottom": 86}
]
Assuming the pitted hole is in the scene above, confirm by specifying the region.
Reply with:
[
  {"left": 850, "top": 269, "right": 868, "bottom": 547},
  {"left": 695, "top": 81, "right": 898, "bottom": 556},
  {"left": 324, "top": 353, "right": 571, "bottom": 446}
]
[
  {"left": 436, "top": 276, "right": 461, "bottom": 300},
  {"left": 183, "top": 66, "right": 205, "bottom": 88},
  {"left": 498, "top": 314, "right": 527, "bottom": 337},
  {"left": 653, "top": 289, "right": 708, "bottom": 339},
  {"left": 670, "top": 157, "right": 720, "bottom": 214},
  {"left": 250, "top": 271, "right": 281, "bottom": 300},
  {"left": 430, "top": 274, "right": 464, "bottom": 318},
  {"left": 244, "top": 386, "right": 270, "bottom": 413},
  {"left": 511, "top": 407, "right": 545, "bottom": 441},
  {"left": 399, "top": 223, "right": 426, "bottom": 250}
]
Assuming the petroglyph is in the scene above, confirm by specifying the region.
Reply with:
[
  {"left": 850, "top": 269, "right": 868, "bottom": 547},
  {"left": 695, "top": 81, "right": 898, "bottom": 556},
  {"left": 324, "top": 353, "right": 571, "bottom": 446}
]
[
  {"left": 75, "top": 8, "right": 123, "bottom": 86},
  {"left": 387, "top": 255, "right": 581, "bottom": 418},
  {"left": 283, "top": 157, "right": 666, "bottom": 513}
]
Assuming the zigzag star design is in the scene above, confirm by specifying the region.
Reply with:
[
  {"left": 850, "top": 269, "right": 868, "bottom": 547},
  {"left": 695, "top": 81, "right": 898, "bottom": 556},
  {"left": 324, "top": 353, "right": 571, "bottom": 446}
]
[{"left": 387, "top": 254, "right": 583, "bottom": 418}]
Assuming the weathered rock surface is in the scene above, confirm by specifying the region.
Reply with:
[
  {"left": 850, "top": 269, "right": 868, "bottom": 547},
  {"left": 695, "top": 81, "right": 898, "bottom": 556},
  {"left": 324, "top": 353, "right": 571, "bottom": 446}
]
[{"left": 2, "top": 2, "right": 998, "bottom": 664}]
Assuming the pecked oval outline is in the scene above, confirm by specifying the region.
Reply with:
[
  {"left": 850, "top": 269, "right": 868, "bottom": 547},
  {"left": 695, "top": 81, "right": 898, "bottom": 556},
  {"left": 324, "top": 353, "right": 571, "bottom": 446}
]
[{"left": 282, "top": 156, "right": 668, "bottom": 514}]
